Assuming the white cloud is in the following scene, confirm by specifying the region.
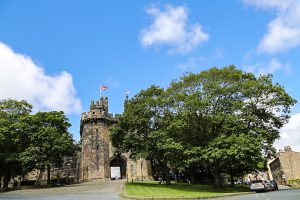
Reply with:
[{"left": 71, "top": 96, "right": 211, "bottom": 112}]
[
  {"left": 243, "top": 49, "right": 256, "bottom": 61},
  {"left": 176, "top": 48, "right": 224, "bottom": 71},
  {"left": 0, "top": 42, "right": 82, "bottom": 114},
  {"left": 274, "top": 112, "right": 300, "bottom": 152},
  {"left": 140, "top": 4, "right": 209, "bottom": 54},
  {"left": 210, "top": 48, "right": 224, "bottom": 60},
  {"left": 176, "top": 57, "right": 197, "bottom": 71},
  {"left": 243, "top": 0, "right": 300, "bottom": 53},
  {"left": 244, "top": 58, "right": 290, "bottom": 75},
  {"left": 105, "top": 79, "right": 120, "bottom": 89}
]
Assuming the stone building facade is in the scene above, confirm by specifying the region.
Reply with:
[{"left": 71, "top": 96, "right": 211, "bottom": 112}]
[
  {"left": 269, "top": 146, "right": 300, "bottom": 184},
  {"left": 80, "top": 97, "right": 152, "bottom": 181}
]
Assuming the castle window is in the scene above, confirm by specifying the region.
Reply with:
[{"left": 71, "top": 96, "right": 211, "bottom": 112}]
[
  {"left": 92, "top": 112, "right": 95, "bottom": 114},
  {"left": 96, "top": 128, "right": 98, "bottom": 133}
]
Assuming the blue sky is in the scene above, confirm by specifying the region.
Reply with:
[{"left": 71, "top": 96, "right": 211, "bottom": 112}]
[{"left": 1, "top": 0, "right": 300, "bottom": 151}]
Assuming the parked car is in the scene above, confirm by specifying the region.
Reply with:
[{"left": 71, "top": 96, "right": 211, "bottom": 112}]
[
  {"left": 265, "top": 180, "right": 275, "bottom": 191},
  {"left": 250, "top": 180, "right": 272, "bottom": 192},
  {"left": 270, "top": 180, "right": 279, "bottom": 190}
]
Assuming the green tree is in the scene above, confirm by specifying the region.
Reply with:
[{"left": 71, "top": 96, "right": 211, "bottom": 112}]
[
  {"left": 20, "top": 111, "right": 77, "bottom": 185},
  {"left": 201, "top": 134, "right": 265, "bottom": 187},
  {"left": 111, "top": 66, "right": 296, "bottom": 186},
  {"left": 0, "top": 99, "right": 32, "bottom": 188},
  {"left": 168, "top": 66, "right": 296, "bottom": 185}
]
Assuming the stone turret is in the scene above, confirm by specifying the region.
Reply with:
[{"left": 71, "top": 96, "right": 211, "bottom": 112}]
[{"left": 80, "top": 97, "right": 117, "bottom": 181}]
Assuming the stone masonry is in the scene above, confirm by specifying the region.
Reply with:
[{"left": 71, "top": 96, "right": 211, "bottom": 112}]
[{"left": 269, "top": 146, "right": 300, "bottom": 184}]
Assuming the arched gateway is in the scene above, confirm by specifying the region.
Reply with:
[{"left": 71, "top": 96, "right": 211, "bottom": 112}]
[
  {"left": 110, "top": 156, "right": 127, "bottom": 179},
  {"left": 80, "top": 97, "right": 152, "bottom": 181}
]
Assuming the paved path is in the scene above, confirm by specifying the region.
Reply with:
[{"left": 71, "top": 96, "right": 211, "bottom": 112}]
[
  {"left": 0, "top": 180, "right": 124, "bottom": 200},
  {"left": 211, "top": 188, "right": 300, "bottom": 200}
]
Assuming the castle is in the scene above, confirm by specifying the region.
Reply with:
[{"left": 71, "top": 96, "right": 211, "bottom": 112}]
[
  {"left": 79, "top": 97, "right": 152, "bottom": 181},
  {"left": 25, "top": 97, "right": 152, "bottom": 183}
]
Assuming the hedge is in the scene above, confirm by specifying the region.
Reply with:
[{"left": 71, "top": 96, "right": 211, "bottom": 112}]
[{"left": 288, "top": 179, "right": 300, "bottom": 185}]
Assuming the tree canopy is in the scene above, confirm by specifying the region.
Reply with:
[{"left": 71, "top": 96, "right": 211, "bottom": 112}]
[
  {"left": 0, "top": 99, "right": 77, "bottom": 187},
  {"left": 0, "top": 99, "right": 32, "bottom": 188},
  {"left": 110, "top": 66, "right": 296, "bottom": 185}
]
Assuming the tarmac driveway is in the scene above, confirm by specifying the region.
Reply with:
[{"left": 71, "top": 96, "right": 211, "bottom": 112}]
[{"left": 0, "top": 180, "right": 124, "bottom": 200}]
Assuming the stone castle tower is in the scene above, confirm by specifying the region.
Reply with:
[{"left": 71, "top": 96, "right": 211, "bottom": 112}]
[{"left": 80, "top": 97, "right": 152, "bottom": 181}]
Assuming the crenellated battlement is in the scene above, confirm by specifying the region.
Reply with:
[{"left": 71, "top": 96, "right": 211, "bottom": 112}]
[
  {"left": 89, "top": 97, "right": 108, "bottom": 113},
  {"left": 80, "top": 111, "right": 118, "bottom": 121},
  {"left": 81, "top": 97, "right": 113, "bottom": 120},
  {"left": 80, "top": 97, "right": 117, "bottom": 137}
]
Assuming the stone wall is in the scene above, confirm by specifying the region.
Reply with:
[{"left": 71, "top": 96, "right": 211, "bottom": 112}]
[
  {"left": 24, "top": 155, "right": 80, "bottom": 184},
  {"left": 126, "top": 157, "right": 152, "bottom": 181},
  {"left": 269, "top": 157, "right": 283, "bottom": 184},
  {"left": 279, "top": 149, "right": 300, "bottom": 180}
]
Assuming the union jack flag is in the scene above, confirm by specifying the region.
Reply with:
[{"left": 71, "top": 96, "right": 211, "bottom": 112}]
[
  {"left": 100, "top": 85, "right": 108, "bottom": 91},
  {"left": 100, "top": 85, "right": 108, "bottom": 90}
]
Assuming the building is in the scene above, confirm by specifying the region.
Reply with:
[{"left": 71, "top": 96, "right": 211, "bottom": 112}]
[
  {"left": 79, "top": 97, "right": 152, "bottom": 181},
  {"left": 269, "top": 146, "right": 300, "bottom": 185},
  {"left": 23, "top": 97, "right": 152, "bottom": 184}
]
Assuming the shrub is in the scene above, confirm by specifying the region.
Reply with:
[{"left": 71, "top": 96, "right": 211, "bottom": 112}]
[{"left": 288, "top": 179, "right": 300, "bottom": 185}]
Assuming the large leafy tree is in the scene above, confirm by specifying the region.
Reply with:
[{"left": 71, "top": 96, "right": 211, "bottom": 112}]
[
  {"left": 111, "top": 66, "right": 296, "bottom": 186},
  {"left": 168, "top": 66, "right": 296, "bottom": 185},
  {"left": 0, "top": 99, "right": 32, "bottom": 188},
  {"left": 20, "top": 111, "right": 78, "bottom": 185}
]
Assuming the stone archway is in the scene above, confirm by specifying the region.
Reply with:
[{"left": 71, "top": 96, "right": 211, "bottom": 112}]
[{"left": 109, "top": 156, "right": 127, "bottom": 180}]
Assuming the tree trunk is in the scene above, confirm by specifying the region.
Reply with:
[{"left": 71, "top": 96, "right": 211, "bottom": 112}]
[
  {"left": 36, "top": 169, "right": 45, "bottom": 186},
  {"left": 214, "top": 172, "right": 223, "bottom": 188},
  {"left": 3, "top": 171, "right": 10, "bottom": 188},
  {"left": 191, "top": 173, "right": 195, "bottom": 184},
  {"left": 176, "top": 172, "right": 180, "bottom": 182},
  {"left": 47, "top": 164, "right": 51, "bottom": 185},
  {"left": 57, "top": 172, "right": 60, "bottom": 185},
  {"left": 17, "top": 175, "right": 21, "bottom": 188},
  {"left": 163, "top": 166, "right": 171, "bottom": 185},
  {"left": 230, "top": 174, "right": 234, "bottom": 187}
]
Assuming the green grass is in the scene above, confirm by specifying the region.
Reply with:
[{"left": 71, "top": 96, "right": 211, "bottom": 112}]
[{"left": 125, "top": 181, "right": 250, "bottom": 198}]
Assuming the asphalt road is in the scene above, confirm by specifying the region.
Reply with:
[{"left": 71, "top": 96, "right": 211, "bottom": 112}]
[
  {"left": 0, "top": 181, "right": 299, "bottom": 200},
  {"left": 0, "top": 180, "right": 123, "bottom": 200},
  {"left": 211, "top": 188, "right": 300, "bottom": 200}
]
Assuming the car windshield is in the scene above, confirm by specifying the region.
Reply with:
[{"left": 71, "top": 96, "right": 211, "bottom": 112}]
[{"left": 251, "top": 180, "right": 263, "bottom": 183}]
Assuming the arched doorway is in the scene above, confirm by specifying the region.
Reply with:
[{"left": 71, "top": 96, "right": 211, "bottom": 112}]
[{"left": 109, "top": 156, "right": 127, "bottom": 180}]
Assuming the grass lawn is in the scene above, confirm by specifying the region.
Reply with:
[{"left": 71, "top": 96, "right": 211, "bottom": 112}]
[{"left": 125, "top": 181, "right": 250, "bottom": 198}]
